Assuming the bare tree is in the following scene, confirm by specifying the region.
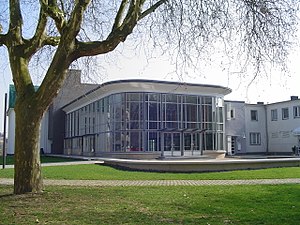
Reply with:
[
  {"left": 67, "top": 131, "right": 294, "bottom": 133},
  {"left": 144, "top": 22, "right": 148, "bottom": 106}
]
[{"left": 0, "top": 0, "right": 298, "bottom": 194}]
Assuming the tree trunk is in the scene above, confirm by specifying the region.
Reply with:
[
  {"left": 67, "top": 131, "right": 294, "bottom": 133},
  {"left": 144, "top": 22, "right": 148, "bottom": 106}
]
[{"left": 14, "top": 100, "right": 44, "bottom": 194}]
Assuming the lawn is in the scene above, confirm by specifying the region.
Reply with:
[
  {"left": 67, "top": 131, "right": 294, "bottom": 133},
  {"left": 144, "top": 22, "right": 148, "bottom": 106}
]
[
  {"left": 0, "top": 155, "right": 81, "bottom": 165},
  {"left": 0, "top": 164, "right": 300, "bottom": 180},
  {"left": 0, "top": 184, "right": 299, "bottom": 224}
]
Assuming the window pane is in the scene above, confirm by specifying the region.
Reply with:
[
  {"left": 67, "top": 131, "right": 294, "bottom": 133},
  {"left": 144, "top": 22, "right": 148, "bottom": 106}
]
[
  {"left": 294, "top": 106, "right": 300, "bottom": 118},
  {"left": 127, "top": 93, "right": 140, "bottom": 101},
  {"left": 250, "top": 110, "right": 258, "bottom": 121},
  {"left": 250, "top": 133, "right": 261, "bottom": 145},
  {"left": 166, "top": 103, "right": 178, "bottom": 121},
  {"left": 203, "top": 97, "right": 212, "bottom": 104},
  {"left": 165, "top": 94, "right": 177, "bottom": 103},
  {"left": 282, "top": 108, "right": 289, "bottom": 120},
  {"left": 202, "top": 105, "right": 212, "bottom": 122},
  {"left": 148, "top": 103, "right": 158, "bottom": 121},
  {"left": 147, "top": 93, "right": 160, "bottom": 101},
  {"left": 271, "top": 109, "right": 277, "bottom": 121},
  {"left": 148, "top": 122, "right": 157, "bottom": 129},
  {"left": 185, "top": 96, "right": 197, "bottom": 104},
  {"left": 186, "top": 104, "right": 197, "bottom": 122},
  {"left": 130, "top": 102, "right": 140, "bottom": 120}
]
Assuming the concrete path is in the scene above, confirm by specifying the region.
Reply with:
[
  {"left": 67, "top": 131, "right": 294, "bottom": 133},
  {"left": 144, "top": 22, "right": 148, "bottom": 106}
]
[
  {"left": 1, "top": 178, "right": 300, "bottom": 187},
  {"left": 1, "top": 158, "right": 299, "bottom": 187},
  {"left": 2, "top": 160, "right": 104, "bottom": 169}
]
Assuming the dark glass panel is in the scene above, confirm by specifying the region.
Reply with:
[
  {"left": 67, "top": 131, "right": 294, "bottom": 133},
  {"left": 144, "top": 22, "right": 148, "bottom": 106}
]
[
  {"left": 186, "top": 104, "right": 197, "bottom": 122},
  {"left": 185, "top": 96, "right": 197, "bottom": 104},
  {"left": 129, "top": 132, "right": 142, "bottom": 151},
  {"left": 148, "top": 102, "right": 158, "bottom": 121},
  {"left": 165, "top": 94, "right": 177, "bottom": 103},
  {"left": 218, "top": 107, "right": 224, "bottom": 123},
  {"left": 114, "top": 132, "right": 122, "bottom": 151},
  {"left": 166, "top": 103, "right": 178, "bottom": 121},
  {"left": 147, "top": 93, "right": 160, "bottom": 101},
  {"left": 148, "top": 132, "right": 159, "bottom": 151},
  {"left": 130, "top": 102, "right": 140, "bottom": 120},
  {"left": 202, "top": 105, "right": 212, "bottom": 122},
  {"left": 149, "top": 122, "right": 157, "bottom": 129},
  {"left": 203, "top": 97, "right": 212, "bottom": 104},
  {"left": 204, "top": 133, "right": 213, "bottom": 150},
  {"left": 127, "top": 93, "right": 140, "bottom": 101}
]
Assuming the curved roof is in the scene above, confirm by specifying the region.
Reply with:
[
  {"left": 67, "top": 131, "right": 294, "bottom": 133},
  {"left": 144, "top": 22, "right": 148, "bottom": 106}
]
[{"left": 62, "top": 79, "right": 231, "bottom": 112}]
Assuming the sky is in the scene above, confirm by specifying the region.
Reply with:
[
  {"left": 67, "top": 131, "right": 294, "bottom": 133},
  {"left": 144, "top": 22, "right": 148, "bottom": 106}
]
[
  {"left": 1, "top": 40, "right": 299, "bottom": 134},
  {"left": 1, "top": 6, "right": 300, "bottom": 134}
]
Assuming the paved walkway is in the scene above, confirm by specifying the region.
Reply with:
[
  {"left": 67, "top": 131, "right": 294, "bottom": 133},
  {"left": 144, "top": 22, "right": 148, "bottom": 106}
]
[
  {"left": 2, "top": 160, "right": 103, "bottom": 169},
  {"left": 1, "top": 178, "right": 300, "bottom": 186},
  {"left": 1, "top": 158, "right": 300, "bottom": 187}
]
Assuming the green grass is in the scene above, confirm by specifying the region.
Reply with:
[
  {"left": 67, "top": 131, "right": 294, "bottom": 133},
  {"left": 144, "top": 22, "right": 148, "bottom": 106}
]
[
  {"left": 0, "top": 164, "right": 300, "bottom": 180},
  {"left": 0, "top": 155, "right": 82, "bottom": 165},
  {"left": 0, "top": 184, "right": 299, "bottom": 224}
]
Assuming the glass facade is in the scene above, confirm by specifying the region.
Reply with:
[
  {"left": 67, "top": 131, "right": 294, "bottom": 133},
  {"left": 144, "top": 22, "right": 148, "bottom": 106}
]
[{"left": 64, "top": 92, "right": 225, "bottom": 156}]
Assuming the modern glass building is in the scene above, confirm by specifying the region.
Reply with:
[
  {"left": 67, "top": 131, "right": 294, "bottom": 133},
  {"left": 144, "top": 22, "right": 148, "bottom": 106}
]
[{"left": 62, "top": 80, "right": 231, "bottom": 158}]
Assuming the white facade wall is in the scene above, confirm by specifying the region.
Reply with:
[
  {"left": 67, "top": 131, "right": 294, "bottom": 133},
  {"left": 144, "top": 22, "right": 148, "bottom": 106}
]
[
  {"left": 244, "top": 104, "right": 268, "bottom": 153},
  {"left": 266, "top": 99, "right": 300, "bottom": 153},
  {"left": 7, "top": 109, "right": 15, "bottom": 155},
  {"left": 225, "top": 101, "right": 247, "bottom": 155},
  {"left": 40, "top": 111, "right": 51, "bottom": 153},
  {"left": 7, "top": 109, "right": 51, "bottom": 154}
]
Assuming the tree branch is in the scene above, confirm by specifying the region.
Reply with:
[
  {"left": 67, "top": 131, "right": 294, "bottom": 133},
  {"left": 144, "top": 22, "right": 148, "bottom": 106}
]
[
  {"left": 112, "top": 0, "right": 129, "bottom": 31},
  {"left": 9, "top": 0, "right": 23, "bottom": 42},
  {"left": 43, "top": 36, "right": 60, "bottom": 46},
  {"left": 7, "top": 0, "right": 35, "bottom": 96},
  {"left": 73, "top": 0, "right": 165, "bottom": 59},
  {"left": 64, "top": 0, "right": 91, "bottom": 40},
  {"left": 0, "top": 34, "right": 7, "bottom": 46},
  {"left": 40, "top": 0, "right": 66, "bottom": 33},
  {"left": 35, "top": 0, "right": 92, "bottom": 109},
  {"left": 24, "top": 4, "right": 48, "bottom": 57},
  {"left": 140, "top": 0, "right": 167, "bottom": 20}
]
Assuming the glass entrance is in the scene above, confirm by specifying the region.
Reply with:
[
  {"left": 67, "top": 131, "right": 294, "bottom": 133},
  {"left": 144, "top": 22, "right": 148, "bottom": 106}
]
[
  {"left": 164, "top": 132, "right": 181, "bottom": 156},
  {"left": 184, "top": 133, "right": 202, "bottom": 156}
]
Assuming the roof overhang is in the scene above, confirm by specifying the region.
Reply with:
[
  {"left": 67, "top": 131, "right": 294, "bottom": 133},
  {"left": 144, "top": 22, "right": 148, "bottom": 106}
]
[{"left": 62, "top": 79, "right": 232, "bottom": 113}]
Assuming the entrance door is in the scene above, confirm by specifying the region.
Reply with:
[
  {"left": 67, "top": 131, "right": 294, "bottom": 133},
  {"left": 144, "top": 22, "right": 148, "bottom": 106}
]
[
  {"left": 184, "top": 133, "right": 201, "bottom": 156},
  {"left": 164, "top": 132, "right": 181, "bottom": 156}
]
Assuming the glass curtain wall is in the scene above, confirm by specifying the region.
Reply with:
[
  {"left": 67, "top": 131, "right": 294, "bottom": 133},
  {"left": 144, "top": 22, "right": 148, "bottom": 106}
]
[{"left": 64, "top": 92, "right": 225, "bottom": 155}]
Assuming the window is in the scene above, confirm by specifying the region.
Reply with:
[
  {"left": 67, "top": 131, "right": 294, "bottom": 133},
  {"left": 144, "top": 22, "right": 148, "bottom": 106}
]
[
  {"left": 282, "top": 108, "right": 289, "bottom": 120},
  {"left": 271, "top": 109, "right": 278, "bottom": 121},
  {"left": 250, "top": 110, "right": 258, "bottom": 121},
  {"left": 250, "top": 133, "right": 261, "bottom": 145},
  {"left": 226, "top": 103, "right": 235, "bottom": 120},
  {"left": 230, "top": 109, "right": 235, "bottom": 119},
  {"left": 294, "top": 106, "right": 300, "bottom": 118}
]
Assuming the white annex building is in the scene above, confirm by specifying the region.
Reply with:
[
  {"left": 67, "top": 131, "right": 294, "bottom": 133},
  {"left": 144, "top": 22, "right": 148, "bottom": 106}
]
[
  {"left": 225, "top": 98, "right": 300, "bottom": 156},
  {"left": 6, "top": 70, "right": 300, "bottom": 158}
]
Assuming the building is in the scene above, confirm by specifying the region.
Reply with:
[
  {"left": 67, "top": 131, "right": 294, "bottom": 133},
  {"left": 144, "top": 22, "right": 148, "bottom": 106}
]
[
  {"left": 62, "top": 80, "right": 231, "bottom": 158},
  {"left": 266, "top": 97, "right": 300, "bottom": 154},
  {"left": 6, "top": 70, "right": 300, "bottom": 158},
  {"left": 224, "top": 100, "right": 247, "bottom": 155},
  {"left": 7, "top": 70, "right": 98, "bottom": 155},
  {"left": 225, "top": 98, "right": 300, "bottom": 155}
]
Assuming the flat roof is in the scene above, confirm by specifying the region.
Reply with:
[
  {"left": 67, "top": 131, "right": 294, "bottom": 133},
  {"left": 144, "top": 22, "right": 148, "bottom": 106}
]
[{"left": 62, "top": 79, "right": 232, "bottom": 112}]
